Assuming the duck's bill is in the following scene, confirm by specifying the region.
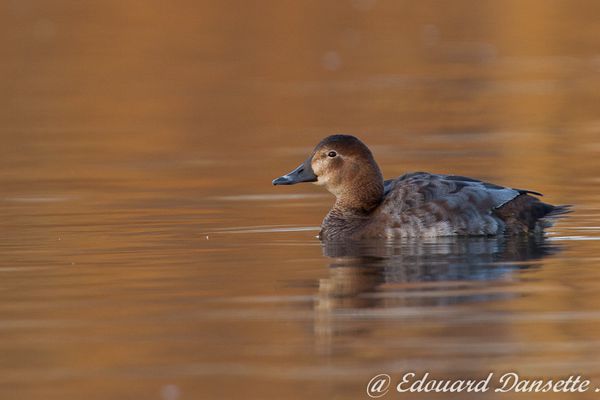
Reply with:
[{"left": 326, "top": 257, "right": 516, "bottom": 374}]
[{"left": 272, "top": 160, "right": 317, "bottom": 185}]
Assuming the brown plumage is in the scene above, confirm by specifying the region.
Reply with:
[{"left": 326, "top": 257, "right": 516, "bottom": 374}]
[
  {"left": 273, "top": 135, "right": 570, "bottom": 240},
  {"left": 493, "top": 194, "right": 570, "bottom": 235}
]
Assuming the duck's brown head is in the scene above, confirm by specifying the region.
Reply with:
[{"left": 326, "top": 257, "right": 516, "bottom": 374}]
[{"left": 273, "top": 135, "right": 384, "bottom": 212}]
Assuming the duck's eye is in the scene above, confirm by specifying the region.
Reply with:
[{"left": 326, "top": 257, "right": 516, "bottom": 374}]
[{"left": 327, "top": 151, "right": 337, "bottom": 158}]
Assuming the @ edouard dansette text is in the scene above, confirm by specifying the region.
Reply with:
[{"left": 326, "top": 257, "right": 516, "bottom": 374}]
[{"left": 366, "top": 372, "right": 595, "bottom": 398}]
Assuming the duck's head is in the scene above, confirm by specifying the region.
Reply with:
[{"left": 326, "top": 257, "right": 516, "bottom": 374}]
[{"left": 273, "top": 135, "right": 384, "bottom": 212}]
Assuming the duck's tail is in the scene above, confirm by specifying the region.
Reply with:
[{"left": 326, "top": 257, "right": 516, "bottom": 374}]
[
  {"left": 538, "top": 203, "right": 572, "bottom": 229},
  {"left": 494, "top": 194, "right": 571, "bottom": 234}
]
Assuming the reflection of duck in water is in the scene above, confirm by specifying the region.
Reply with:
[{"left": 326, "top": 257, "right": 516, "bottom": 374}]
[
  {"left": 319, "top": 235, "right": 559, "bottom": 304},
  {"left": 314, "top": 236, "right": 560, "bottom": 349},
  {"left": 318, "top": 236, "right": 558, "bottom": 318},
  {"left": 273, "top": 135, "right": 569, "bottom": 239}
]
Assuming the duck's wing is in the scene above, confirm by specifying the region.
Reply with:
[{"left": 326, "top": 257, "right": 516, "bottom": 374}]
[
  {"left": 381, "top": 172, "right": 552, "bottom": 236},
  {"left": 384, "top": 172, "right": 524, "bottom": 209}
]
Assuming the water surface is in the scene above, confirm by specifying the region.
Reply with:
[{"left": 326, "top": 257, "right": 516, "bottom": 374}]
[{"left": 1, "top": 1, "right": 600, "bottom": 399}]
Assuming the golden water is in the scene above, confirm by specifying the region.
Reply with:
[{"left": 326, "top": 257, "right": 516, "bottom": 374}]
[{"left": 1, "top": 1, "right": 600, "bottom": 399}]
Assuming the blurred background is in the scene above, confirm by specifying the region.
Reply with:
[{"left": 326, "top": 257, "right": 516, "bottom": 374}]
[
  {"left": 1, "top": 1, "right": 600, "bottom": 399},
  {"left": 3, "top": 0, "right": 600, "bottom": 176}
]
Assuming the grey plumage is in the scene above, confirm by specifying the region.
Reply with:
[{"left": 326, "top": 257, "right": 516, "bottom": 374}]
[{"left": 379, "top": 172, "right": 535, "bottom": 237}]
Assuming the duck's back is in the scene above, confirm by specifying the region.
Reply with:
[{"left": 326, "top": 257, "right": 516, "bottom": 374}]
[{"left": 372, "top": 172, "right": 567, "bottom": 237}]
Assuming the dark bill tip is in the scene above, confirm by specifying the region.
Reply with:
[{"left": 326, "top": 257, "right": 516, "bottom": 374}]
[{"left": 272, "top": 176, "right": 293, "bottom": 185}]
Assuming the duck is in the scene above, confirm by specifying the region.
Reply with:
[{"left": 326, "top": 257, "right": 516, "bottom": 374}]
[{"left": 272, "top": 134, "right": 569, "bottom": 240}]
